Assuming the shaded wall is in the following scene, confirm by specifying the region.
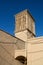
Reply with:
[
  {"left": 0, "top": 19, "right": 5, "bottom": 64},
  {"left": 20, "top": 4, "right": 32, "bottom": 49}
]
[{"left": 0, "top": 30, "right": 25, "bottom": 65}]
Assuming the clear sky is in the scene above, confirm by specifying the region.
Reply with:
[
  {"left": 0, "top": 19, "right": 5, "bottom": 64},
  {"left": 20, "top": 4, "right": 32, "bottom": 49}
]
[{"left": 0, "top": 0, "right": 43, "bottom": 37}]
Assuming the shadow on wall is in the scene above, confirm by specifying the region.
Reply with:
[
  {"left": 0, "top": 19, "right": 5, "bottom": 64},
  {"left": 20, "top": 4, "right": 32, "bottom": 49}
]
[{"left": 15, "top": 56, "right": 27, "bottom": 65}]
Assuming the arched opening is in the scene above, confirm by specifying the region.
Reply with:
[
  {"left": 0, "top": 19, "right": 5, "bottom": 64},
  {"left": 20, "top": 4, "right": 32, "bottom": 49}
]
[{"left": 15, "top": 56, "right": 27, "bottom": 65}]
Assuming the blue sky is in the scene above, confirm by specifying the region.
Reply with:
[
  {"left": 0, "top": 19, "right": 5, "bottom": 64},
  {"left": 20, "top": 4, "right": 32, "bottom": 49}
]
[{"left": 0, "top": 0, "right": 43, "bottom": 37}]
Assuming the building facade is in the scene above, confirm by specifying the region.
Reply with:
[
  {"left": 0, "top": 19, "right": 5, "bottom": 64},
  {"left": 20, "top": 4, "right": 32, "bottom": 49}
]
[{"left": 0, "top": 10, "right": 43, "bottom": 65}]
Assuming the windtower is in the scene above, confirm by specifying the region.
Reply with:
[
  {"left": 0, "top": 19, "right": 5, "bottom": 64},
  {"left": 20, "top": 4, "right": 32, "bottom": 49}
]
[{"left": 15, "top": 10, "right": 35, "bottom": 41}]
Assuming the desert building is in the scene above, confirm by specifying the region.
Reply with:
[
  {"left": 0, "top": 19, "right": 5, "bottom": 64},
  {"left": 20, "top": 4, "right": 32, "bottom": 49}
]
[{"left": 0, "top": 9, "right": 43, "bottom": 65}]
